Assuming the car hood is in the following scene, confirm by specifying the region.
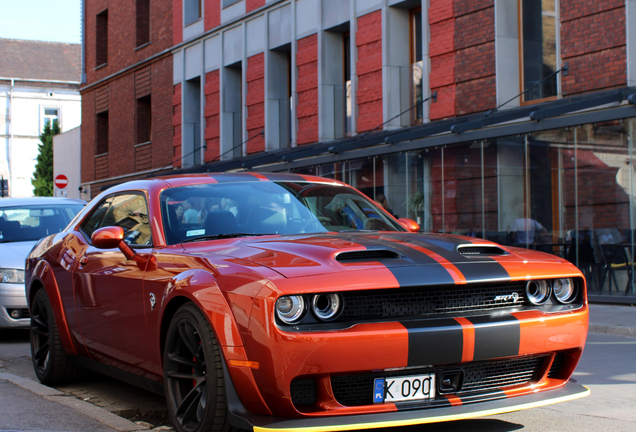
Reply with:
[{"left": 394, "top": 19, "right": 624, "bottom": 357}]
[
  {"left": 183, "top": 232, "right": 570, "bottom": 284},
  {"left": 0, "top": 240, "right": 38, "bottom": 270}
]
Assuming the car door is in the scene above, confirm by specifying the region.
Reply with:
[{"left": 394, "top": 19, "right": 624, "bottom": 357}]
[{"left": 73, "top": 192, "right": 159, "bottom": 378}]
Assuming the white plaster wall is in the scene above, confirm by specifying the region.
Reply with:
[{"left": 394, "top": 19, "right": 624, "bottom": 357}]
[
  {"left": 53, "top": 126, "right": 81, "bottom": 199},
  {"left": 0, "top": 84, "right": 80, "bottom": 197}
]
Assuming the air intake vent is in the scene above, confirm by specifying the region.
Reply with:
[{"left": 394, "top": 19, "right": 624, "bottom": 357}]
[
  {"left": 457, "top": 245, "right": 507, "bottom": 256},
  {"left": 336, "top": 250, "right": 401, "bottom": 262}
]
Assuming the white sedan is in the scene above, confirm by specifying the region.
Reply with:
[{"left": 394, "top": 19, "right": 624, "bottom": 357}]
[{"left": 0, "top": 197, "right": 85, "bottom": 329}]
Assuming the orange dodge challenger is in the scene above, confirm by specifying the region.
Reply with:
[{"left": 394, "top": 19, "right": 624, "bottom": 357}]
[{"left": 26, "top": 173, "right": 589, "bottom": 432}]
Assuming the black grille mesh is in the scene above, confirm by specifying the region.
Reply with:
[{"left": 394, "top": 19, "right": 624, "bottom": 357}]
[
  {"left": 290, "top": 379, "right": 316, "bottom": 406},
  {"left": 338, "top": 282, "right": 527, "bottom": 321},
  {"left": 548, "top": 353, "right": 565, "bottom": 378},
  {"left": 336, "top": 250, "right": 401, "bottom": 261},
  {"left": 330, "top": 356, "right": 545, "bottom": 407},
  {"left": 457, "top": 246, "right": 507, "bottom": 256}
]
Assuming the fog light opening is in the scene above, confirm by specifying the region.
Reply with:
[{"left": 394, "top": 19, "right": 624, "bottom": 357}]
[{"left": 9, "top": 309, "right": 22, "bottom": 319}]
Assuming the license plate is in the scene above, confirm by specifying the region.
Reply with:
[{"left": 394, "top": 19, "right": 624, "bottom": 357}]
[{"left": 373, "top": 374, "right": 435, "bottom": 403}]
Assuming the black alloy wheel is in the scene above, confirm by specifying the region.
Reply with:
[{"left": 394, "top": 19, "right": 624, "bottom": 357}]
[
  {"left": 30, "top": 289, "right": 82, "bottom": 385},
  {"left": 164, "top": 303, "right": 240, "bottom": 432}
]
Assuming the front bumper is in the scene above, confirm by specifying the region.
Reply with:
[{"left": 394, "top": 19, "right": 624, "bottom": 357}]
[
  {"left": 0, "top": 282, "right": 30, "bottom": 329},
  {"left": 227, "top": 378, "right": 589, "bottom": 431}
]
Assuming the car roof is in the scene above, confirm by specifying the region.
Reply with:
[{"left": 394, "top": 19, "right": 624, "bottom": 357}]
[{"left": 0, "top": 197, "right": 86, "bottom": 207}]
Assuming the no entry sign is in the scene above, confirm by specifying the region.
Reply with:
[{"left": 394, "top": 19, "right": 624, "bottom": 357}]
[{"left": 54, "top": 174, "right": 68, "bottom": 189}]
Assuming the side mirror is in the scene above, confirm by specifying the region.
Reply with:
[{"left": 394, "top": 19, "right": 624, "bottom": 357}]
[
  {"left": 92, "top": 226, "right": 125, "bottom": 249},
  {"left": 398, "top": 218, "right": 420, "bottom": 233},
  {"left": 91, "top": 226, "right": 136, "bottom": 260}
]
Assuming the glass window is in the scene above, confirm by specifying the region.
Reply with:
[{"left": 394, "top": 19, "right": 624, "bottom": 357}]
[
  {"left": 96, "top": 10, "right": 108, "bottom": 66},
  {"left": 136, "top": 96, "right": 152, "bottom": 144},
  {"left": 96, "top": 111, "right": 109, "bottom": 155},
  {"left": 136, "top": 0, "right": 150, "bottom": 47},
  {"left": 411, "top": 8, "right": 424, "bottom": 123},
  {"left": 184, "top": 0, "right": 202, "bottom": 26},
  {"left": 160, "top": 181, "right": 404, "bottom": 245},
  {"left": 0, "top": 204, "right": 84, "bottom": 243},
  {"left": 81, "top": 194, "right": 152, "bottom": 246},
  {"left": 43, "top": 108, "right": 59, "bottom": 129},
  {"left": 520, "top": 0, "right": 558, "bottom": 102}
]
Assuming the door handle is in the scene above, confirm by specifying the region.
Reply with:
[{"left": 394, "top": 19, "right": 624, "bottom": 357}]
[{"left": 79, "top": 257, "right": 89, "bottom": 268}]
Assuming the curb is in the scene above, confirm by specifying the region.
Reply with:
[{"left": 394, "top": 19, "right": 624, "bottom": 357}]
[
  {"left": 0, "top": 372, "right": 147, "bottom": 432},
  {"left": 588, "top": 324, "right": 636, "bottom": 338}
]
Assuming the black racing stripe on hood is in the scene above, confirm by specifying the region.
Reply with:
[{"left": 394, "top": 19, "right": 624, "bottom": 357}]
[
  {"left": 402, "top": 319, "right": 464, "bottom": 367},
  {"left": 375, "top": 240, "right": 457, "bottom": 286},
  {"left": 380, "top": 234, "right": 511, "bottom": 283},
  {"left": 468, "top": 315, "right": 520, "bottom": 361}
]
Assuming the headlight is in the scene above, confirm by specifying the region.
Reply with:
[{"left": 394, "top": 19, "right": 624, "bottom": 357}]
[
  {"left": 0, "top": 269, "right": 25, "bottom": 284},
  {"left": 526, "top": 280, "right": 551, "bottom": 305},
  {"left": 311, "top": 293, "right": 343, "bottom": 321},
  {"left": 275, "top": 295, "right": 306, "bottom": 324},
  {"left": 553, "top": 278, "right": 577, "bottom": 304}
]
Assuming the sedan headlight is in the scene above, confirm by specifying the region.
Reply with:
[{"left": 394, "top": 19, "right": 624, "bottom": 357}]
[
  {"left": 553, "top": 278, "right": 577, "bottom": 304},
  {"left": 276, "top": 295, "right": 306, "bottom": 324},
  {"left": 0, "top": 269, "right": 25, "bottom": 284}
]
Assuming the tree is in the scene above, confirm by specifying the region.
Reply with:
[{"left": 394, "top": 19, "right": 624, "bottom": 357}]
[{"left": 32, "top": 119, "right": 59, "bottom": 196}]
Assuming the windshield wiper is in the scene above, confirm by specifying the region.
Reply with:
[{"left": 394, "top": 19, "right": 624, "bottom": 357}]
[{"left": 181, "top": 233, "right": 274, "bottom": 243}]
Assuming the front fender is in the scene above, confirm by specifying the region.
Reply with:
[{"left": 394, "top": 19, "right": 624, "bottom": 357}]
[
  {"left": 29, "top": 260, "right": 77, "bottom": 355},
  {"left": 159, "top": 269, "right": 244, "bottom": 348}
]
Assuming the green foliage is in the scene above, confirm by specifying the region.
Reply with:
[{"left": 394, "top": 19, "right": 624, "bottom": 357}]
[{"left": 32, "top": 119, "right": 59, "bottom": 196}]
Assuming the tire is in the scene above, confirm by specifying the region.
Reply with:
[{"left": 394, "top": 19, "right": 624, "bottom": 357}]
[
  {"left": 164, "top": 303, "right": 242, "bottom": 432},
  {"left": 30, "top": 288, "right": 83, "bottom": 385}
]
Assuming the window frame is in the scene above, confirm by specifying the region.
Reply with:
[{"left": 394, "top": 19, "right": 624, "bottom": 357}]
[
  {"left": 79, "top": 191, "right": 154, "bottom": 248},
  {"left": 135, "top": 0, "right": 151, "bottom": 48},
  {"left": 409, "top": 6, "right": 424, "bottom": 125},
  {"left": 518, "top": 0, "right": 561, "bottom": 105},
  {"left": 95, "top": 9, "right": 109, "bottom": 67}
]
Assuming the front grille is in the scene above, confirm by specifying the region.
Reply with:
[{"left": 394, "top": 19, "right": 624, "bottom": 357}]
[
  {"left": 457, "top": 246, "right": 507, "bottom": 256},
  {"left": 330, "top": 356, "right": 545, "bottom": 407},
  {"left": 290, "top": 379, "right": 316, "bottom": 406},
  {"left": 336, "top": 250, "right": 401, "bottom": 262},
  {"left": 548, "top": 353, "right": 565, "bottom": 378},
  {"left": 338, "top": 282, "right": 527, "bottom": 322}
]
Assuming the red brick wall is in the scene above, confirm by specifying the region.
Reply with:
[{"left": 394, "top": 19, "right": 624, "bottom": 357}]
[
  {"left": 560, "top": 1, "right": 626, "bottom": 95},
  {"left": 81, "top": 56, "right": 174, "bottom": 182},
  {"left": 296, "top": 34, "right": 318, "bottom": 145},
  {"left": 84, "top": 0, "right": 173, "bottom": 86},
  {"left": 246, "top": 0, "right": 265, "bottom": 13},
  {"left": 356, "top": 11, "right": 383, "bottom": 133},
  {"left": 173, "top": 83, "right": 182, "bottom": 168},
  {"left": 204, "top": 70, "right": 220, "bottom": 162},
  {"left": 246, "top": 53, "right": 265, "bottom": 154},
  {"left": 174, "top": 0, "right": 183, "bottom": 44},
  {"left": 205, "top": 0, "right": 220, "bottom": 31},
  {"left": 429, "top": 0, "right": 496, "bottom": 120}
]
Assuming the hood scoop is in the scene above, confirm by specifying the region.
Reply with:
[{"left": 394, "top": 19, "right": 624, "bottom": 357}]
[
  {"left": 457, "top": 245, "right": 508, "bottom": 256},
  {"left": 336, "top": 250, "right": 401, "bottom": 262}
]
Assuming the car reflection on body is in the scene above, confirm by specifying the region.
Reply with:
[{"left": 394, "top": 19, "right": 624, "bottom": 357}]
[
  {"left": 0, "top": 197, "right": 85, "bottom": 330},
  {"left": 25, "top": 173, "right": 589, "bottom": 432}
]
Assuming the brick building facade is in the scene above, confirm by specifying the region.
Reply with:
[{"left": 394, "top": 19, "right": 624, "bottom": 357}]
[
  {"left": 83, "top": 0, "right": 636, "bottom": 300},
  {"left": 80, "top": 0, "right": 173, "bottom": 197}
]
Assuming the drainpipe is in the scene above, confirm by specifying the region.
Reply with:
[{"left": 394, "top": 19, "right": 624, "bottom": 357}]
[
  {"left": 8, "top": 78, "right": 14, "bottom": 196},
  {"left": 81, "top": 0, "right": 86, "bottom": 84}
]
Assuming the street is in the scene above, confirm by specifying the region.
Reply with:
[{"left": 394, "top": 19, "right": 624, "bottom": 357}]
[{"left": 1, "top": 330, "right": 634, "bottom": 432}]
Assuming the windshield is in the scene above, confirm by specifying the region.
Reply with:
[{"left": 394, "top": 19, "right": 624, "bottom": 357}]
[
  {"left": 160, "top": 181, "right": 404, "bottom": 244},
  {"left": 0, "top": 204, "right": 85, "bottom": 243}
]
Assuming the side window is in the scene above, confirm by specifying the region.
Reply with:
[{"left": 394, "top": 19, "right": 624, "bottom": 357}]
[{"left": 82, "top": 194, "right": 152, "bottom": 246}]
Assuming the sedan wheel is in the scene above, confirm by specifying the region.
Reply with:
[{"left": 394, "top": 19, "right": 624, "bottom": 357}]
[
  {"left": 164, "top": 303, "right": 240, "bottom": 432},
  {"left": 30, "top": 289, "right": 82, "bottom": 385}
]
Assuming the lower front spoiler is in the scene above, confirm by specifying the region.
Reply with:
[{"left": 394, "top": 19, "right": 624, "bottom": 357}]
[{"left": 227, "top": 380, "right": 589, "bottom": 432}]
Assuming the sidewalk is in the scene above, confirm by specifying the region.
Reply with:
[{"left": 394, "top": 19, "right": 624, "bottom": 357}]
[{"left": 588, "top": 303, "right": 636, "bottom": 338}]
